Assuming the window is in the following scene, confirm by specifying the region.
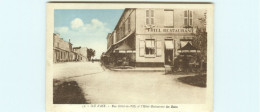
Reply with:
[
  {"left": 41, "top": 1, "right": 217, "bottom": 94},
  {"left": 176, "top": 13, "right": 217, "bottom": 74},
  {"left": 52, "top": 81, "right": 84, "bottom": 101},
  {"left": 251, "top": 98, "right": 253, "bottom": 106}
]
[
  {"left": 145, "top": 39, "right": 155, "bottom": 55},
  {"left": 146, "top": 9, "right": 154, "bottom": 25},
  {"left": 184, "top": 10, "right": 193, "bottom": 27},
  {"left": 189, "top": 11, "right": 193, "bottom": 26},
  {"left": 122, "top": 23, "right": 125, "bottom": 37},
  {"left": 128, "top": 18, "right": 131, "bottom": 32},
  {"left": 164, "top": 9, "right": 174, "bottom": 27}
]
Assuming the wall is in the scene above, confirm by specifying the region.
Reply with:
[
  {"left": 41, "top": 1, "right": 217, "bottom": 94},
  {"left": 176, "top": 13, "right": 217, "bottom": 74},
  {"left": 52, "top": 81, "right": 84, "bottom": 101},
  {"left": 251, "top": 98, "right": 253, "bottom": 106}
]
[
  {"left": 53, "top": 34, "right": 71, "bottom": 51},
  {"left": 53, "top": 34, "right": 73, "bottom": 62},
  {"left": 135, "top": 8, "right": 206, "bottom": 65},
  {"left": 135, "top": 8, "right": 206, "bottom": 34},
  {"left": 107, "top": 33, "right": 112, "bottom": 49},
  {"left": 114, "top": 9, "right": 136, "bottom": 43}
]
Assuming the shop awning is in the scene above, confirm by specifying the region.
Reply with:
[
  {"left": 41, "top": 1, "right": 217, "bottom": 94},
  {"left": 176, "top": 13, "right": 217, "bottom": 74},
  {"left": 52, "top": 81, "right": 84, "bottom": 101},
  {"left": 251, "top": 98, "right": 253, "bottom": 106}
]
[
  {"left": 114, "top": 42, "right": 135, "bottom": 53},
  {"left": 145, "top": 40, "right": 155, "bottom": 48},
  {"left": 165, "top": 40, "right": 174, "bottom": 50},
  {"left": 178, "top": 42, "right": 200, "bottom": 53}
]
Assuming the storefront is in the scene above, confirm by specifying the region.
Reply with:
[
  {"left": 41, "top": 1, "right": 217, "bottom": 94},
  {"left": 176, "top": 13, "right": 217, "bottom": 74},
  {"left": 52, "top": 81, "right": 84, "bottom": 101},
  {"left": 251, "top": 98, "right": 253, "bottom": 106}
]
[{"left": 135, "top": 28, "right": 196, "bottom": 67}]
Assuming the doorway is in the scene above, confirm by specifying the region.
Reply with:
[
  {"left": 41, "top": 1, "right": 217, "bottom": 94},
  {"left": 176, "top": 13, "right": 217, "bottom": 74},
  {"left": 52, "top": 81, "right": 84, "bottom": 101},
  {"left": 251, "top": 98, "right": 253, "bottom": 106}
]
[{"left": 164, "top": 40, "right": 174, "bottom": 65}]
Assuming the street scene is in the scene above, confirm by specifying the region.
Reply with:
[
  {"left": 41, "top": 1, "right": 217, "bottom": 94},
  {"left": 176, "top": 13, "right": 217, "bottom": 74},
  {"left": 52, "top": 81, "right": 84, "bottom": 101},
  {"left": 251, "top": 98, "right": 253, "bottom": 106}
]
[
  {"left": 52, "top": 8, "right": 208, "bottom": 104},
  {"left": 54, "top": 62, "right": 205, "bottom": 104}
]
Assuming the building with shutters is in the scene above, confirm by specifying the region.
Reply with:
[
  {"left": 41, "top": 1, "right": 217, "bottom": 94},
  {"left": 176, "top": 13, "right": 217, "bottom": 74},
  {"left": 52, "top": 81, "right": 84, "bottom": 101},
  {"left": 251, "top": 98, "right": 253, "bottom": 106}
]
[{"left": 106, "top": 8, "right": 207, "bottom": 67}]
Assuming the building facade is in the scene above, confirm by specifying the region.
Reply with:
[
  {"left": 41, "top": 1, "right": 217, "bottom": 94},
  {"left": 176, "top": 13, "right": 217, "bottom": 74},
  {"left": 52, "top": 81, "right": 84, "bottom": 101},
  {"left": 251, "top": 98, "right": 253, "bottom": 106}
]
[
  {"left": 53, "top": 33, "right": 88, "bottom": 63},
  {"left": 106, "top": 8, "right": 206, "bottom": 67},
  {"left": 73, "top": 47, "right": 88, "bottom": 62}
]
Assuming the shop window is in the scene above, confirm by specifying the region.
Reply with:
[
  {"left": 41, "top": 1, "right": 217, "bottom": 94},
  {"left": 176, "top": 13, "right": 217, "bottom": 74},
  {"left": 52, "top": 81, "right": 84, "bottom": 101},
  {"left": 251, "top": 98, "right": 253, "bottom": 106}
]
[
  {"left": 164, "top": 9, "right": 174, "bottom": 27},
  {"left": 146, "top": 9, "right": 154, "bottom": 25},
  {"left": 184, "top": 10, "right": 193, "bottom": 27},
  {"left": 145, "top": 39, "right": 155, "bottom": 55}
]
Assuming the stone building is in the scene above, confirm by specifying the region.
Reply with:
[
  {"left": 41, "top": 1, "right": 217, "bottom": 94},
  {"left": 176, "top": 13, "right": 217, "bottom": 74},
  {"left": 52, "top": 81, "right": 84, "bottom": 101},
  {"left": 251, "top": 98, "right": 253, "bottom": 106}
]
[
  {"left": 106, "top": 8, "right": 206, "bottom": 67},
  {"left": 53, "top": 33, "right": 73, "bottom": 63},
  {"left": 73, "top": 47, "right": 88, "bottom": 62},
  {"left": 53, "top": 33, "right": 88, "bottom": 63}
]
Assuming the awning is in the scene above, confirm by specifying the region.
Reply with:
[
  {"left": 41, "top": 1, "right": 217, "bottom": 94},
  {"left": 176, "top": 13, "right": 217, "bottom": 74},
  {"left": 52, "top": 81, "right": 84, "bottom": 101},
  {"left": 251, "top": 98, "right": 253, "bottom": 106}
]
[
  {"left": 114, "top": 42, "right": 135, "bottom": 53},
  {"left": 180, "top": 41, "right": 191, "bottom": 48},
  {"left": 165, "top": 40, "right": 174, "bottom": 49},
  {"left": 178, "top": 42, "right": 197, "bottom": 50},
  {"left": 105, "top": 31, "right": 135, "bottom": 55},
  {"left": 145, "top": 40, "right": 155, "bottom": 48},
  {"left": 178, "top": 42, "right": 200, "bottom": 53}
]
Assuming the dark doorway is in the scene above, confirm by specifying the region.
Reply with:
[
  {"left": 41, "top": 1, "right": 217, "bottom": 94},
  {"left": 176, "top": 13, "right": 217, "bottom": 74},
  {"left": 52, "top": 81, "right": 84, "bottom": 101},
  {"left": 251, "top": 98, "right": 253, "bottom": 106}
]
[
  {"left": 164, "top": 39, "right": 174, "bottom": 65},
  {"left": 165, "top": 49, "right": 173, "bottom": 65}
]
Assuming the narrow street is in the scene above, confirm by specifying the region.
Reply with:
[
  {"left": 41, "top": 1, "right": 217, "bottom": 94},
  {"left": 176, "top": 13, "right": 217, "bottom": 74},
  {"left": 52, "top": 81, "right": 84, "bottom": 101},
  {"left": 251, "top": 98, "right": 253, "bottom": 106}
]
[{"left": 54, "top": 62, "right": 206, "bottom": 104}]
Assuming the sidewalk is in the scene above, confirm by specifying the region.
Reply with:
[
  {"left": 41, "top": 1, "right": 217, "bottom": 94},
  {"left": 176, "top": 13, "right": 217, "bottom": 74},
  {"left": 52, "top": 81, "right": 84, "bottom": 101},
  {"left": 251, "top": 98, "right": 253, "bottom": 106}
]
[{"left": 110, "top": 66, "right": 165, "bottom": 72}]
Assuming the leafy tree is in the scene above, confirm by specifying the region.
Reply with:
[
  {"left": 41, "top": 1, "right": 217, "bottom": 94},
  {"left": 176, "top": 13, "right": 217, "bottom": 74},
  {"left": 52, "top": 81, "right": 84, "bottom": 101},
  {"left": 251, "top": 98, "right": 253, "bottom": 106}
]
[
  {"left": 192, "top": 15, "right": 207, "bottom": 72},
  {"left": 87, "top": 48, "right": 95, "bottom": 61},
  {"left": 192, "top": 27, "right": 207, "bottom": 61}
]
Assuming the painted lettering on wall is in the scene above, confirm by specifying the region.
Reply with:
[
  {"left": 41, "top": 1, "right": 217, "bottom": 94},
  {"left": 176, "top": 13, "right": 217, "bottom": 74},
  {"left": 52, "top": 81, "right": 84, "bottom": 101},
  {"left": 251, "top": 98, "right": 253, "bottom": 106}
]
[{"left": 146, "top": 28, "right": 194, "bottom": 33}]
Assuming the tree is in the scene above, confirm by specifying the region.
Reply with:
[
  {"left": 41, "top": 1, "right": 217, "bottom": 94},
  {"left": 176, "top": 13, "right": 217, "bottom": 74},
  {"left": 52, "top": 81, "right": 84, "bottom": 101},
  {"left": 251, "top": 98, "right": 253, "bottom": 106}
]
[
  {"left": 192, "top": 27, "right": 207, "bottom": 61},
  {"left": 87, "top": 48, "right": 95, "bottom": 61},
  {"left": 191, "top": 13, "right": 207, "bottom": 73}
]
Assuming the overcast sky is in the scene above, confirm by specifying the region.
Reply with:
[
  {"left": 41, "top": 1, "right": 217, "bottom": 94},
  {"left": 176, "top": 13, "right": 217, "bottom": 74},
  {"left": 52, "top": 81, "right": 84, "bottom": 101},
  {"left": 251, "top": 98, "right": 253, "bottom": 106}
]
[{"left": 54, "top": 9, "right": 124, "bottom": 59}]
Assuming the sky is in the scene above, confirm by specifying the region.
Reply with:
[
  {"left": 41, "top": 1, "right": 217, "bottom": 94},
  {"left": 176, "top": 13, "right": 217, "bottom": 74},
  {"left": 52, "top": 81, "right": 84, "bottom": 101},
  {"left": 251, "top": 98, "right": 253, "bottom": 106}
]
[{"left": 54, "top": 9, "right": 124, "bottom": 59}]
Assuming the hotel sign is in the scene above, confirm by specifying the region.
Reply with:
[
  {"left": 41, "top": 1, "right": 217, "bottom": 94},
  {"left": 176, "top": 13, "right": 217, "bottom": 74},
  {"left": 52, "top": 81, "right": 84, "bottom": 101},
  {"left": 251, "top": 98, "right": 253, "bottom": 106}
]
[{"left": 146, "top": 28, "right": 195, "bottom": 34}]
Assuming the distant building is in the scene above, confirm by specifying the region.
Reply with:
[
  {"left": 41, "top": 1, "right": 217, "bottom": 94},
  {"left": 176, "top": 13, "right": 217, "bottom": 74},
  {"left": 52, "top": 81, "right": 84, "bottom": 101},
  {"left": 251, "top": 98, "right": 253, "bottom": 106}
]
[
  {"left": 73, "top": 47, "right": 88, "bottom": 61},
  {"left": 106, "top": 8, "right": 206, "bottom": 67},
  {"left": 53, "top": 33, "right": 73, "bottom": 63},
  {"left": 53, "top": 33, "right": 88, "bottom": 63}
]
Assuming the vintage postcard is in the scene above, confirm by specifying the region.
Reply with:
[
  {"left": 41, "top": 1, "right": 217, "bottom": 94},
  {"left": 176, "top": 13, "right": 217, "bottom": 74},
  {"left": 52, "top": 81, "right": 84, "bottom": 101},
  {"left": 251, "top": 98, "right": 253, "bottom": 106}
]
[{"left": 46, "top": 3, "right": 214, "bottom": 112}]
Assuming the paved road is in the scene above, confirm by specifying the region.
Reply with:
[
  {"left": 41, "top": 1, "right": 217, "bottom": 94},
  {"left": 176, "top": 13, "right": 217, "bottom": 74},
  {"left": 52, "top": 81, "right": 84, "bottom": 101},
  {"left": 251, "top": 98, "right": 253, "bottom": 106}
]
[
  {"left": 54, "top": 62, "right": 206, "bottom": 104},
  {"left": 53, "top": 62, "right": 104, "bottom": 79}
]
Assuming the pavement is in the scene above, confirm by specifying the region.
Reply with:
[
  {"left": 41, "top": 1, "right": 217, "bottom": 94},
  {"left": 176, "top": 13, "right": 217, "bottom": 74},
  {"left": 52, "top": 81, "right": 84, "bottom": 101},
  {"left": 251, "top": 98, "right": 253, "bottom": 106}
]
[
  {"left": 54, "top": 62, "right": 206, "bottom": 104},
  {"left": 111, "top": 67, "right": 165, "bottom": 72}
]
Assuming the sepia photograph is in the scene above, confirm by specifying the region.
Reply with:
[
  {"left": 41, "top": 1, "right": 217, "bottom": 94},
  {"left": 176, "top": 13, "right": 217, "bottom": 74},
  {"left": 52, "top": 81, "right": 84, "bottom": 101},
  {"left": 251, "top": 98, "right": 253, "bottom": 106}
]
[
  {"left": 46, "top": 3, "right": 214, "bottom": 112},
  {"left": 1, "top": 0, "right": 260, "bottom": 112}
]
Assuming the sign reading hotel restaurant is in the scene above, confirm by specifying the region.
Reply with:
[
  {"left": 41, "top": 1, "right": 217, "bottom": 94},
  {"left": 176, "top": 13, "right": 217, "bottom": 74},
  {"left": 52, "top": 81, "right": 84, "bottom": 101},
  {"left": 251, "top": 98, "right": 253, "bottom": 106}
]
[{"left": 146, "top": 28, "right": 195, "bottom": 34}]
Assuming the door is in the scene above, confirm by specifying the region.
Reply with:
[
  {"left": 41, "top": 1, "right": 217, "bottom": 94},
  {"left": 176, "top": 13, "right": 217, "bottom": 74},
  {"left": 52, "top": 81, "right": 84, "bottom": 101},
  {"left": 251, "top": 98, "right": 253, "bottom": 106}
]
[{"left": 164, "top": 40, "right": 174, "bottom": 65}]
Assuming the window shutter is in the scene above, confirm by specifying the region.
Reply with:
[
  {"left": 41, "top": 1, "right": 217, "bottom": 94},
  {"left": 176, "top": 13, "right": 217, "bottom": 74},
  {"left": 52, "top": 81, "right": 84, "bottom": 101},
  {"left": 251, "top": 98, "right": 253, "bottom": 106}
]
[
  {"left": 139, "top": 40, "right": 145, "bottom": 57},
  {"left": 151, "top": 10, "right": 154, "bottom": 17},
  {"left": 128, "top": 18, "right": 131, "bottom": 32},
  {"left": 146, "top": 10, "right": 149, "bottom": 17},
  {"left": 184, "top": 18, "right": 188, "bottom": 26},
  {"left": 184, "top": 10, "right": 188, "bottom": 17},
  {"left": 189, "top": 11, "right": 193, "bottom": 26},
  {"left": 151, "top": 18, "right": 154, "bottom": 25},
  {"left": 146, "top": 18, "right": 150, "bottom": 24},
  {"left": 184, "top": 10, "right": 188, "bottom": 26},
  {"left": 123, "top": 23, "right": 125, "bottom": 36}
]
